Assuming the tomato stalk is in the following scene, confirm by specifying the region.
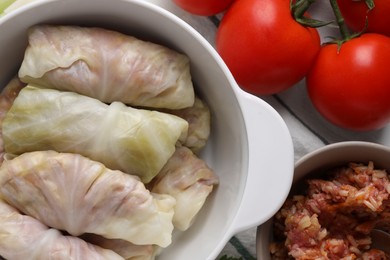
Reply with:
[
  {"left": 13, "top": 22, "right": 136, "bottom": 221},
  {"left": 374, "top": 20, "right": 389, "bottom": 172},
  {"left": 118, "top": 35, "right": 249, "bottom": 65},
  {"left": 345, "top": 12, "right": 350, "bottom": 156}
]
[
  {"left": 292, "top": 0, "right": 314, "bottom": 18},
  {"left": 363, "top": 0, "right": 375, "bottom": 10},
  {"left": 292, "top": 0, "right": 377, "bottom": 42},
  {"left": 291, "top": 0, "right": 332, "bottom": 28},
  {"left": 329, "top": 0, "right": 351, "bottom": 39},
  {"left": 327, "top": 0, "right": 375, "bottom": 48}
]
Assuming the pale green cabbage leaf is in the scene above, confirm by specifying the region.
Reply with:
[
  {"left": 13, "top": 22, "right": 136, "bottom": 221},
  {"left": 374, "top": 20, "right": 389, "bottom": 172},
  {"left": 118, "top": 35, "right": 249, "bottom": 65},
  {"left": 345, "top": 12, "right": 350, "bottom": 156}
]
[
  {"left": 0, "top": 200, "right": 124, "bottom": 260},
  {"left": 0, "top": 150, "right": 176, "bottom": 247},
  {"left": 0, "top": 0, "right": 37, "bottom": 15},
  {"left": 2, "top": 85, "right": 188, "bottom": 183},
  {"left": 0, "top": 0, "right": 16, "bottom": 14},
  {"left": 18, "top": 25, "right": 195, "bottom": 109},
  {"left": 149, "top": 146, "right": 219, "bottom": 231}
]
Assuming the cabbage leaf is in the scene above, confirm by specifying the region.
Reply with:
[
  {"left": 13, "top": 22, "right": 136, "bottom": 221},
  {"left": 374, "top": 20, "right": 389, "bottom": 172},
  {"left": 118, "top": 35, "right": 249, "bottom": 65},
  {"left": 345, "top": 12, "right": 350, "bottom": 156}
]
[
  {"left": 0, "top": 151, "right": 176, "bottom": 247},
  {"left": 2, "top": 85, "right": 188, "bottom": 183}
]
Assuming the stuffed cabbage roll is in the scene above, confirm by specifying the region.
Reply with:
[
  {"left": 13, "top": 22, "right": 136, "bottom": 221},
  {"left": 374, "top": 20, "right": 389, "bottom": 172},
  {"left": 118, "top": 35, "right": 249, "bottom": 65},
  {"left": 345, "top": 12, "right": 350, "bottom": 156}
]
[
  {"left": 0, "top": 77, "right": 25, "bottom": 120},
  {"left": 164, "top": 97, "right": 211, "bottom": 154},
  {"left": 0, "top": 151, "right": 175, "bottom": 247},
  {"left": 81, "top": 233, "right": 159, "bottom": 260},
  {"left": 2, "top": 85, "right": 188, "bottom": 183},
  {"left": 0, "top": 77, "right": 25, "bottom": 164},
  {"left": 149, "top": 146, "right": 219, "bottom": 231},
  {"left": 18, "top": 25, "right": 195, "bottom": 109},
  {"left": 0, "top": 200, "right": 124, "bottom": 260}
]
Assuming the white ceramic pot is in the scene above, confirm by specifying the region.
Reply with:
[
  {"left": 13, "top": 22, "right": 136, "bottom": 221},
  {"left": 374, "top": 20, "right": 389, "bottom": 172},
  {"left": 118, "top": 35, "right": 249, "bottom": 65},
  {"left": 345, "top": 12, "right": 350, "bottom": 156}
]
[
  {"left": 0, "top": 1, "right": 294, "bottom": 259},
  {"left": 256, "top": 141, "right": 390, "bottom": 259}
]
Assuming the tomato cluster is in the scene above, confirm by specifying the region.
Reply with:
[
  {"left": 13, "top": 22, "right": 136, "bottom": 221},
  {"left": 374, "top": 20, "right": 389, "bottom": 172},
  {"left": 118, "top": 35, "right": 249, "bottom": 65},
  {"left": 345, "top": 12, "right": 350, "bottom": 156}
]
[
  {"left": 306, "top": 0, "right": 390, "bottom": 131},
  {"left": 306, "top": 33, "right": 390, "bottom": 131},
  {"left": 173, "top": 0, "right": 390, "bottom": 131}
]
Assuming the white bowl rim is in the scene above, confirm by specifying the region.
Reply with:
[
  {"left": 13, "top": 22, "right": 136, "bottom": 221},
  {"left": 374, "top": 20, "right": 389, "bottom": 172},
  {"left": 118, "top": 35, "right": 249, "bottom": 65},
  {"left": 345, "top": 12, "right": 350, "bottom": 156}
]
[
  {"left": 257, "top": 140, "right": 390, "bottom": 259},
  {"left": 0, "top": 1, "right": 295, "bottom": 259}
]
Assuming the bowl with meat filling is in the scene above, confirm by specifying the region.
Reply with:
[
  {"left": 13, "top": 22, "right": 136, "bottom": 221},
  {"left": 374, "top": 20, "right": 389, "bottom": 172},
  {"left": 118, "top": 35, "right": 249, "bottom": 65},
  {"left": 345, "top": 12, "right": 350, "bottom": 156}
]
[
  {"left": 257, "top": 141, "right": 390, "bottom": 259},
  {"left": 0, "top": 0, "right": 294, "bottom": 259}
]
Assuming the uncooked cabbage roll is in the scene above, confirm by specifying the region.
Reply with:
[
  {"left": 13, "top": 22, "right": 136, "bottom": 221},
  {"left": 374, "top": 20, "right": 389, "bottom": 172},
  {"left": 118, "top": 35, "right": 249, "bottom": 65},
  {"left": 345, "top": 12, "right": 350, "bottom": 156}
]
[
  {"left": 0, "top": 77, "right": 25, "bottom": 164},
  {"left": 0, "top": 77, "right": 25, "bottom": 120},
  {"left": 18, "top": 25, "right": 195, "bottom": 109},
  {"left": 0, "top": 151, "right": 175, "bottom": 247},
  {"left": 149, "top": 146, "right": 219, "bottom": 231},
  {"left": 2, "top": 85, "right": 188, "bottom": 183},
  {"left": 164, "top": 97, "right": 211, "bottom": 154},
  {"left": 0, "top": 200, "right": 124, "bottom": 260},
  {"left": 81, "top": 233, "right": 159, "bottom": 260}
]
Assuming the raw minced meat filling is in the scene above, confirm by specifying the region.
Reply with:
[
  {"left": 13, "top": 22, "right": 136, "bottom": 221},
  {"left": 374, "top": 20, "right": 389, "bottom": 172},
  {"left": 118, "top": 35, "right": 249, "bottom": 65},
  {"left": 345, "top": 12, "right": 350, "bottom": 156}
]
[{"left": 271, "top": 161, "right": 390, "bottom": 260}]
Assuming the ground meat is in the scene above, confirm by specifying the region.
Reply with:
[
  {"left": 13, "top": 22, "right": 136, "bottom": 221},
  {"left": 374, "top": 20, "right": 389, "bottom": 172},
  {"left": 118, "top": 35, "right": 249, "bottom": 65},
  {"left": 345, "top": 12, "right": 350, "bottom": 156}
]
[{"left": 270, "top": 162, "right": 390, "bottom": 260}]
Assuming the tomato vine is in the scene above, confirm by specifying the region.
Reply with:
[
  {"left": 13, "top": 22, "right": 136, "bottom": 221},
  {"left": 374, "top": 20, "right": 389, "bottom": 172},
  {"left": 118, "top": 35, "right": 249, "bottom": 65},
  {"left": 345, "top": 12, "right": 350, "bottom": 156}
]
[{"left": 305, "top": 0, "right": 390, "bottom": 131}]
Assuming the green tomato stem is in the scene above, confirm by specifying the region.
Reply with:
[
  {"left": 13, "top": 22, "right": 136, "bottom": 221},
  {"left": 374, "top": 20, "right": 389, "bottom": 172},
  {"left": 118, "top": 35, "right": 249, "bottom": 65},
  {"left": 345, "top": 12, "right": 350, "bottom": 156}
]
[
  {"left": 291, "top": 0, "right": 334, "bottom": 28},
  {"left": 292, "top": 0, "right": 315, "bottom": 19},
  {"left": 328, "top": 0, "right": 351, "bottom": 39},
  {"left": 365, "top": 0, "right": 375, "bottom": 11}
]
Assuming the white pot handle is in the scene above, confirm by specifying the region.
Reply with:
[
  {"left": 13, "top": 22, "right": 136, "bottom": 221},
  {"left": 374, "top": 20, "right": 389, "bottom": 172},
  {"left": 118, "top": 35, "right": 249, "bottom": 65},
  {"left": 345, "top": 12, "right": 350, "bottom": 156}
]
[{"left": 231, "top": 90, "right": 294, "bottom": 233}]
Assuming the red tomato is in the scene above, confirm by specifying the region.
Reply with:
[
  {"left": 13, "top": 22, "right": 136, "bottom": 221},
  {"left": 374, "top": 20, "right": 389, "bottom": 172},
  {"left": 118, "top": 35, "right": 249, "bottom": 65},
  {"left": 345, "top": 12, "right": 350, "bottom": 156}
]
[
  {"left": 173, "top": 0, "right": 235, "bottom": 16},
  {"left": 306, "top": 33, "right": 390, "bottom": 131},
  {"left": 215, "top": 0, "right": 321, "bottom": 95},
  {"left": 337, "top": 0, "right": 390, "bottom": 37}
]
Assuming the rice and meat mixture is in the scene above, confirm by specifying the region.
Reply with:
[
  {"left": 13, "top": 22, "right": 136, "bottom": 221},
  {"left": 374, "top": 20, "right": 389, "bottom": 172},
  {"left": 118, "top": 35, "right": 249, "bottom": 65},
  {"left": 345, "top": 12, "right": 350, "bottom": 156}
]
[{"left": 270, "top": 161, "right": 390, "bottom": 260}]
